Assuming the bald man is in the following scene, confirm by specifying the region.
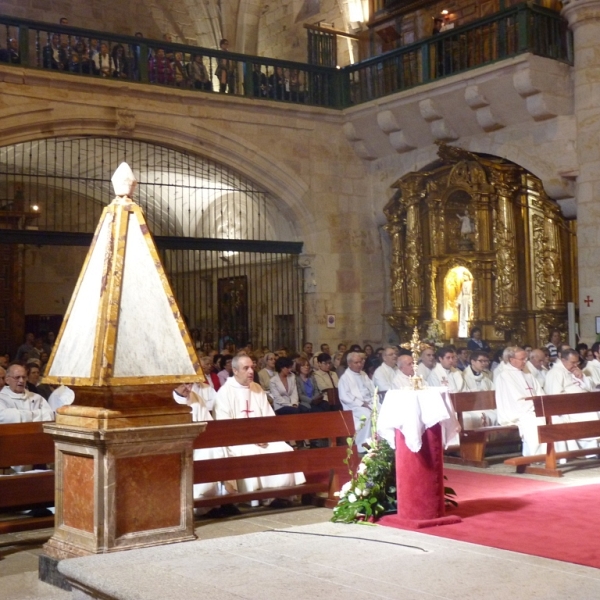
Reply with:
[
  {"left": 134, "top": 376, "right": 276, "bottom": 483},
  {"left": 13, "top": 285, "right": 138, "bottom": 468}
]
[
  {"left": 391, "top": 355, "right": 414, "bottom": 389},
  {"left": 526, "top": 348, "right": 547, "bottom": 391},
  {"left": 0, "top": 364, "right": 54, "bottom": 423}
]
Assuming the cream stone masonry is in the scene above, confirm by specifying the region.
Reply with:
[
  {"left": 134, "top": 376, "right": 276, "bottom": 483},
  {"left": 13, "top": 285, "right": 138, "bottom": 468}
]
[{"left": 562, "top": 0, "right": 600, "bottom": 343}]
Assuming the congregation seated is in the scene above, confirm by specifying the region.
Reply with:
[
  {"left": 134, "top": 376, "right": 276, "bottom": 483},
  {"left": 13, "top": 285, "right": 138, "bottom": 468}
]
[
  {"left": 338, "top": 352, "right": 376, "bottom": 451},
  {"left": 372, "top": 346, "right": 398, "bottom": 394},
  {"left": 295, "top": 357, "right": 329, "bottom": 413},
  {"left": 0, "top": 38, "right": 20, "bottom": 64},
  {"left": 269, "top": 356, "right": 307, "bottom": 415},
  {"left": 427, "top": 346, "right": 464, "bottom": 392},
  {"left": 257, "top": 352, "right": 276, "bottom": 403},
  {"left": 0, "top": 363, "right": 54, "bottom": 423},
  {"left": 214, "top": 355, "right": 305, "bottom": 495},
  {"left": 494, "top": 346, "right": 544, "bottom": 456},
  {"left": 391, "top": 354, "right": 414, "bottom": 389},
  {"left": 525, "top": 348, "right": 548, "bottom": 390},
  {"left": 545, "top": 348, "right": 599, "bottom": 453}
]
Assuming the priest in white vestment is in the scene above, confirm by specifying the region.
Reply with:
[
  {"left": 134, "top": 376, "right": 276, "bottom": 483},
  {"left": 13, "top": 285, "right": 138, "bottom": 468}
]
[
  {"left": 583, "top": 342, "right": 600, "bottom": 388},
  {"left": 462, "top": 351, "right": 498, "bottom": 430},
  {"left": 416, "top": 346, "right": 436, "bottom": 381},
  {"left": 215, "top": 355, "right": 305, "bottom": 493},
  {"left": 373, "top": 346, "right": 398, "bottom": 395},
  {"left": 338, "top": 352, "right": 376, "bottom": 450},
  {"left": 390, "top": 354, "right": 414, "bottom": 390},
  {"left": 173, "top": 383, "right": 236, "bottom": 499},
  {"left": 525, "top": 349, "right": 547, "bottom": 391},
  {"left": 427, "top": 347, "right": 465, "bottom": 392},
  {"left": 0, "top": 364, "right": 54, "bottom": 423},
  {"left": 494, "top": 346, "right": 544, "bottom": 456},
  {"left": 545, "top": 348, "right": 599, "bottom": 452}
]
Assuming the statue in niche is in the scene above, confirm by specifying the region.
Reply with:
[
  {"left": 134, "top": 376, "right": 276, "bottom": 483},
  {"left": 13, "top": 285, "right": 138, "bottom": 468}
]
[
  {"left": 443, "top": 266, "right": 473, "bottom": 337},
  {"left": 458, "top": 209, "right": 473, "bottom": 237},
  {"left": 456, "top": 272, "right": 473, "bottom": 338}
]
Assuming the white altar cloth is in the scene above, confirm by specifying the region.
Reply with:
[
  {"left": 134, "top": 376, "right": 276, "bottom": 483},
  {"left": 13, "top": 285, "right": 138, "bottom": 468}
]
[{"left": 377, "top": 387, "right": 460, "bottom": 452}]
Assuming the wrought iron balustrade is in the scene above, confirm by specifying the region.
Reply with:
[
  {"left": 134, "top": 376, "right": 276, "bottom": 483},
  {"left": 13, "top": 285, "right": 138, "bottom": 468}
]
[{"left": 0, "top": 4, "right": 573, "bottom": 109}]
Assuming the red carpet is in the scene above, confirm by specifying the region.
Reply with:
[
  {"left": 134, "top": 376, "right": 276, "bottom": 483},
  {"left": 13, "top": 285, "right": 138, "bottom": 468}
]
[{"left": 380, "top": 468, "right": 600, "bottom": 569}]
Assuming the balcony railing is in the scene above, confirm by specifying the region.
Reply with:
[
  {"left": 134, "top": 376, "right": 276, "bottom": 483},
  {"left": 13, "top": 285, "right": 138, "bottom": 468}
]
[
  {"left": 0, "top": 4, "right": 572, "bottom": 109},
  {"left": 345, "top": 3, "right": 572, "bottom": 104}
]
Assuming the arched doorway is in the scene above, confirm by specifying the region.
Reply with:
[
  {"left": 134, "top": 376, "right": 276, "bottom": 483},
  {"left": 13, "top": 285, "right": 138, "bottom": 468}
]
[{"left": 0, "top": 137, "right": 304, "bottom": 355}]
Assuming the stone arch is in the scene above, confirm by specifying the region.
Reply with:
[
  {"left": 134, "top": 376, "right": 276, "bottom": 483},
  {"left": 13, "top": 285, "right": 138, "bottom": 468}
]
[{"left": 0, "top": 103, "right": 315, "bottom": 245}]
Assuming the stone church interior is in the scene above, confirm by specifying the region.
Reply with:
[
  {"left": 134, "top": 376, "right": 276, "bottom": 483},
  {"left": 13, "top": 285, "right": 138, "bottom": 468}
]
[{"left": 2, "top": 0, "right": 600, "bottom": 597}]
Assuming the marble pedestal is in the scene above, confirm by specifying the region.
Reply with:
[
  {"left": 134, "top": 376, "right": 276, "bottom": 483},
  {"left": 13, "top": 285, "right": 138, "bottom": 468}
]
[{"left": 39, "top": 394, "right": 205, "bottom": 588}]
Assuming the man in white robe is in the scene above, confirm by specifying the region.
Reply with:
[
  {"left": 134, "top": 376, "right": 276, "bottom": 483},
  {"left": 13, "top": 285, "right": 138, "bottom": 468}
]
[
  {"left": 0, "top": 364, "right": 54, "bottom": 423},
  {"left": 173, "top": 382, "right": 236, "bottom": 502},
  {"left": 215, "top": 355, "right": 305, "bottom": 493},
  {"left": 545, "top": 348, "right": 598, "bottom": 452},
  {"left": 525, "top": 348, "right": 547, "bottom": 391},
  {"left": 494, "top": 346, "right": 544, "bottom": 456},
  {"left": 416, "top": 346, "right": 436, "bottom": 381},
  {"left": 427, "top": 347, "right": 464, "bottom": 392},
  {"left": 390, "top": 354, "right": 414, "bottom": 389},
  {"left": 338, "top": 352, "right": 376, "bottom": 451},
  {"left": 461, "top": 351, "right": 498, "bottom": 430},
  {"left": 373, "top": 346, "right": 398, "bottom": 395},
  {"left": 583, "top": 342, "right": 600, "bottom": 388},
  {"left": 463, "top": 352, "right": 494, "bottom": 392}
]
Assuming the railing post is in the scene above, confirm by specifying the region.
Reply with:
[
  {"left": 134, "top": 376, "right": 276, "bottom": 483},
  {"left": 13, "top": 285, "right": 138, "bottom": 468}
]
[
  {"left": 18, "top": 25, "right": 29, "bottom": 67},
  {"left": 517, "top": 4, "right": 530, "bottom": 53},
  {"left": 335, "top": 67, "right": 350, "bottom": 108},
  {"left": 421, "top": 43, "right": 430, "bottom": 84},
  {"left": 139, "top": 43, "right": 149, "bottom": 84},
  {"left": 243, "top": 61, "right": 253, "bottom": 97}
]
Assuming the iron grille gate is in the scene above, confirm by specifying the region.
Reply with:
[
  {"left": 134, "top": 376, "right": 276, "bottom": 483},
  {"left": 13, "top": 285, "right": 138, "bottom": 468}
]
[{"left": 0, "top": 137, "right": 304, "bottom": 353}]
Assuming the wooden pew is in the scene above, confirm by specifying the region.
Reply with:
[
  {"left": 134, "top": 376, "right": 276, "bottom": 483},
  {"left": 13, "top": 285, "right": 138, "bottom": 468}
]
[
  {"left": 193, "top": 410, "right": 356, "bottom": 510},
  {"left": 504, "top": 391, "right": 600, "bottom": 477},
  {"left": 445, "top": 391, "right": 520, "bottom": 468},
  {"left": 0, "top": 422, "right": 55, "bottom": 534},
  {"left": 0, "top": 410, "right": 355, "bottom": 533}
]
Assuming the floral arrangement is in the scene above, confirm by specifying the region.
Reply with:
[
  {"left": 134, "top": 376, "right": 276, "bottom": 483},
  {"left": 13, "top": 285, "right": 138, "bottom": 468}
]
[
  {"left": 425, "top": 319, "right": 445, "bottom": 348},
  {"left": 331, "top": 388, "right": 457, "bottom": 524}
]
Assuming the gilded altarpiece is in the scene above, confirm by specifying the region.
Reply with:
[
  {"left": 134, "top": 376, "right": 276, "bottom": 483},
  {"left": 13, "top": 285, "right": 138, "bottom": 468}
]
[{"left": 384, "top": 144, "right": 577, "bottom": 346}]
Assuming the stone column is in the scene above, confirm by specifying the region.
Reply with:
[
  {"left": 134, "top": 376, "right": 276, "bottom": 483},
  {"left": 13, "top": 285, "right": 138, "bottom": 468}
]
[{"left": 562, "top": 0, "right": 600, "bottom": 341}]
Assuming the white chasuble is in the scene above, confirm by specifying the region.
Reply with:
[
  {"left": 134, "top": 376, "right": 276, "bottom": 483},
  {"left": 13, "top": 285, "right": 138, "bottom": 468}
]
[{"left": 215, "top": 379, "right": 305, "bottom": 492}]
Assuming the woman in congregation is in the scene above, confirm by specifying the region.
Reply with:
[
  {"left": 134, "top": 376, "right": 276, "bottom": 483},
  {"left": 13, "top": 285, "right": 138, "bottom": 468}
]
[
  {"left": 295, "top": 357, "right": 327, "bottom": 413},
  {"left": 269, "top": 356, "right": 307, "bottom": 415}
]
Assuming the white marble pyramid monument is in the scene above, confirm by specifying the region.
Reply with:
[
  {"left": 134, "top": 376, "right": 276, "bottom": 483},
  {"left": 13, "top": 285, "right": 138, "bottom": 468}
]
[{"left": 44, "top": 162, "right": 204, "bottom": 387}]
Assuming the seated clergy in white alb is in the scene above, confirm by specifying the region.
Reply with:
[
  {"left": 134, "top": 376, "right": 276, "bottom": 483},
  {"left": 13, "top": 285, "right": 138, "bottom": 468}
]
[
  {"left": 372, "top": 346, "right": 398, "bottom": 394},
  {"left": 545, "top": 348, "right": 599, "bottom": 452},
  {"left": 461, "top": 351, "right": 498, "bottom": 430},
  {"left": 173, "top": 382, "right": 236, "bottom": 499},
  {"left": 390, "top": 354, "right": 414, "bottom": 390},
  {"left": 338, "top": 352, "right": 376, "bottom": 450},
  {"left": 215, "top": 355, "right": 305, "bottom": 493},
  {"left": 583, "top": 341, "right": 600, "bottom": 389},
  {"left": 525, "top": 348, "right": 548, "bottom": 391},
  {"left": 416, "top": 345, "right": 436, "bottom": 381},
  {"left": 494, "top": 346, "right": 544, "bottom": 456},
  {"left": 0, "top": 364, "right": 54, "bottom": 423},
  {"left": 427, "top": 347, "right": 464, "bottom": 392}
]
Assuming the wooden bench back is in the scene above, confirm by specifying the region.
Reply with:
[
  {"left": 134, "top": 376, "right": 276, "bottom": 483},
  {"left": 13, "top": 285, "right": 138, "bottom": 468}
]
[
  {"left": 194, "top": 411, "right": 354, "bottom": 448},
  {"left": 530, "top": 392, "right": 600, "bottom": 418},
  {"left": 449, "top": 390, "right": 496, "bottom": 413},
  {"left": 0, "top": 422, "right": 55, "bottom": 467}
]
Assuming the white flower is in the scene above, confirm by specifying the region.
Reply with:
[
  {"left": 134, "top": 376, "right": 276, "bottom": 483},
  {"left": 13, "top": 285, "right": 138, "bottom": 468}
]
[
  {"left": 333, "top": 491, "right": 340, "bottom": 497},
  {"left": 348, "top": 493, "right": 357, "bottom": 503},
  {"left": 341, "top": 481, "right": 352, "bottom": 493},
  {"left": 357, "top": 462, "right": 367, "bottom": 474},
  {"left": 362, "top": 488, "right": 370, "bottom": 497}
]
